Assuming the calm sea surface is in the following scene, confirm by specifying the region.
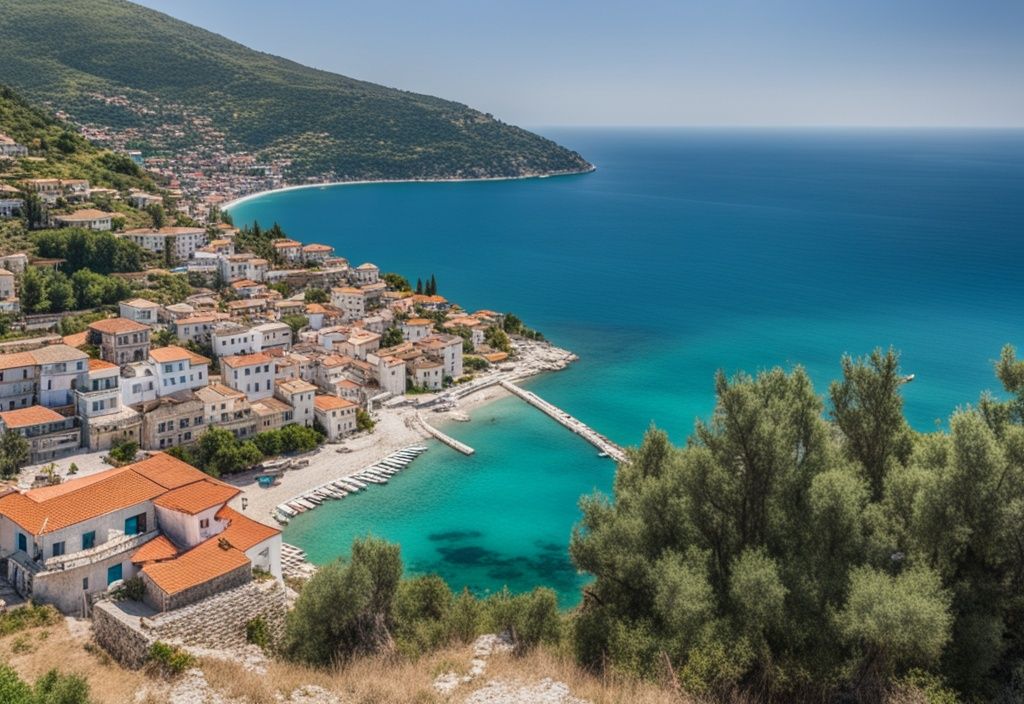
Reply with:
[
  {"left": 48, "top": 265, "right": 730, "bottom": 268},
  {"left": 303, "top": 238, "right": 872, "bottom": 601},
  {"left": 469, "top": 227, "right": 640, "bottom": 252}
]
[{"left": 231, "top": 129, "right": 1024, "bottom": 605}]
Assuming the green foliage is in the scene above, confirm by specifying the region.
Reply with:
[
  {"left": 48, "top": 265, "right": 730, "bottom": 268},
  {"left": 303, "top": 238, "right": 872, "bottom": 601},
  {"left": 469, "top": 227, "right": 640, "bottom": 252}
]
[
  {"left": 304, "top": 287, "right": 329, "bottom": 304},
  {"left": 484, "top": 326, "right": 511, "bottom": 353},
  {"left": 569, "top": 350, "right": 1024, "bottom": 701},
  {"left": 282, "top": 537, "right": 403, "bottom": 666},
  {"left": 0, "top": 604, "right": 60, "bottom": 636},
  {"left": 0, "top": 84, "right": 156, "bottom": 195},
  {"left": 0, "top": 429, "right": 30, "bottom": 478},
  {"left": 0, "top": 665, "right": 91, "bottom": 704},
  {"left": 502, "top": 312, "right": 544, "bottom": 341},
  {"left": 107, "top": 439, "right": 138, "bottom": 465},
  {"left": 175, "top": 427, "right": 264, "bottom": 477},
  {"left": 464, "top": 355, "right": 489, "bottom": 372},
  {"left": 234, "top": 221, "right": 286, "bottom": 263},
  {"left": 0, "top": 664, "right": 32, "bottom": 704},
  {"left": 246, "top": 617, "right": 270, "bottom": 649},
  {"left": 145, "top": 203, "right": 165, "bottom": 228},
  {"left": 380, "top": 325, "right": 403, "bottom": 348},
  {"left": 356, "top": 408, "right": 375, "bottom": 432},
  {"left": 282, "top": 314, "right": 308, "bottom": 335},
  {"left": 0, "top": 5, "right": 591, "bottom": 181},
  {"left": 32, "top": 228, "right": 144, "bottom": 275},
  {"left": 58, "top": 310, "right": 108, "bottom": 336},
  {"left": 253, "top": 424, "right": 323, "bottom": 457},
  {"left": 111, "top": 576, "right": 146, "bottom": 602},
  {"left": 382, "top": 272, "right": 411, "bottom": 291},
  {"left": 147, "top": 641, "right": 195, "bottom": 678},
  {"left": 144, "top": 273, "right": 192, "bottom": 305},
  {"left": 483, "top": 587, "right": 562, "bottom": 652}
]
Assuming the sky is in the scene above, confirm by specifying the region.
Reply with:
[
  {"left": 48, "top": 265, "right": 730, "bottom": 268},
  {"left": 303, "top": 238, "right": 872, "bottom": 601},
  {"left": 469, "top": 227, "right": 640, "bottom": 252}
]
[{"left": 135, "top": 0, "right": 1024, "bottom": 128}]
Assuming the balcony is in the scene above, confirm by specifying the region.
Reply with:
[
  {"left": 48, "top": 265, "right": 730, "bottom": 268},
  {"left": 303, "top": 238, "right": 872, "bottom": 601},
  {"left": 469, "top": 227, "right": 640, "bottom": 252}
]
[{"left": 39, "top": 530, "right": 159, "bottom": 574}]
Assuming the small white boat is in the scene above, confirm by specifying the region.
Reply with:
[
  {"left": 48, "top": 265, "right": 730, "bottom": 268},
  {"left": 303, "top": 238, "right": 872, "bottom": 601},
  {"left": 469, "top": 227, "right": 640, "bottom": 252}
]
[
  {"left": 344, "top": 478, "right": 367, "bottom": 489},
  {"left": 902, "top": 373, "right": 916, "bottom": 383},
  {"left": 277, "top": 504, "right": 297, "bottom": 517}
]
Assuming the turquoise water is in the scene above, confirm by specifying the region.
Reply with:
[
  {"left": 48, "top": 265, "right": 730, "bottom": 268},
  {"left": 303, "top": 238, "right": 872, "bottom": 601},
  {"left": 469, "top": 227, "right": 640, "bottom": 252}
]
[{"left": 232, "top": 129, "right": 1024, "bottom": 605}]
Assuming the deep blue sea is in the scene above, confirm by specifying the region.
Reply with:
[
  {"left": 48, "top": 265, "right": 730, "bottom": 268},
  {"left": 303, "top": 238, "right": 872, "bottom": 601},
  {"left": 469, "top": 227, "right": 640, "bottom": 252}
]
[{"left": 231, "top": 129, "right": 1024, "bottom": 605}]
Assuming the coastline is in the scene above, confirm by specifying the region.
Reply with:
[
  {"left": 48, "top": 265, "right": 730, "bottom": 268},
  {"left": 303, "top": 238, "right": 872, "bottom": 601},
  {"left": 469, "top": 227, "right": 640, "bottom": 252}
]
[{"left": 220, "top": 165, "right": 597, "bottom": 211}]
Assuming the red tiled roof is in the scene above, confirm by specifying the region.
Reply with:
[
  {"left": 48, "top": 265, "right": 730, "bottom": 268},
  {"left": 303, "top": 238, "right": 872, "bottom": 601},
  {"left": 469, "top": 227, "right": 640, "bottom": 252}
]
[
  {"left": 88, "top": 318, "right": 150, "bottom": 334},
  {"left": 216, "top": 506, "right": 280, "bottom": 550},
  {"left": 0, "top": 405, "right": 65, "bottom": 429},
  {"left": 131, "top": 535, "right": 181, "bottom": 565},
  {"left": 221, "top": 353, "right": 271, "bottom": 368},
  {"left": 314, "top": 395, "right": 355, "bottom": 411},
  {"left": 141, "top": 537, "right": 249, "bottom": 596},
  {"left": 153, "top": 480, "right": 239, "bottom": 515}
]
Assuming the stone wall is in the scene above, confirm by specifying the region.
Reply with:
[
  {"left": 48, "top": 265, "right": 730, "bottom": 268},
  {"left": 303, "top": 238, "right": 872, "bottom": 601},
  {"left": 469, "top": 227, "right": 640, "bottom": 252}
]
[
  {"left": 145, "top": 579, "right": 287, "bottom": 649},
  {"left": 93, "top": 601, "right": 154, "bottom": 669},
  {"left": 143, "top": 562, "right": 251, "bottom": 612},
  {"left": 93, "top": 580, "right": 288, "bottom": 668}
]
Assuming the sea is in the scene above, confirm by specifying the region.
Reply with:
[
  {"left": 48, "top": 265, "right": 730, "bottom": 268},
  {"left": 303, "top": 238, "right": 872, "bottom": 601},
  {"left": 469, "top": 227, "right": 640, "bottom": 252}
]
[{"left": 230, "top": 128, "right": 1024, "bottom": 606}]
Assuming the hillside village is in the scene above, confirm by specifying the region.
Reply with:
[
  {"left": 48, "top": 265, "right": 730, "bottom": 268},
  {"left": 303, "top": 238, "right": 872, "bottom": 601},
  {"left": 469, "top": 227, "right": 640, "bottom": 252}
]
[{"left": 0, "top": 123, "right": 572, "bottom": 675}]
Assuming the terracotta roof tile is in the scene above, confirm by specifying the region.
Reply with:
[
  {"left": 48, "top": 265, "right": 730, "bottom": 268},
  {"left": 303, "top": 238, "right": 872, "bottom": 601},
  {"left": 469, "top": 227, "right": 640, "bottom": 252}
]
[
  {"left": 0, "top": 351, "right": 37, "bottom": 371},
  {"left": 314, "top": 395, "right": 355, "bottom": 411},
  {"left": 131, "top": 535, "right": 180, "bottom": 564},
  {"left": 141, "top": 537, "right": 250, "bottom": 596},
  {"left": 216, "top": 506, "right": 280, "bottom": 550},
  {"left": 149, "top": 345, "right": 210, "bottom": 366},
  {"left": 0, "top": 405, "right": 65, "bottom": 429},
  {"left": 88, "top": 318, "right": 150, "bottom": 334},
  {"left": 221, "top": 353, "right": 272, "bottom": 368},
  {"left": 153, "top": 480, "right": 239, "bottom": 515}
]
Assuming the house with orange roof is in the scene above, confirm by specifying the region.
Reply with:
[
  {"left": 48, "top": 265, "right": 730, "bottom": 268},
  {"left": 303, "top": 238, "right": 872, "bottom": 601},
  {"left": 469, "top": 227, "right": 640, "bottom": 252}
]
[
  {"left": 0, "top": 351, "right": 38, "bottom": 412},
  {"left": 150, "top": 346, "right": 210, "bottom": 396},
  {"left": 118, "top": 298, "right": 161, "bottom": 326},
  {"left": 338, "top": 329, "right": 381, "bottom": 361},
  {"left": 274, "top": 378, "right": 316, "bottom": 428},
  {"left": 138, "top": 391, "right": 205, "bottom": 451},
  {"left": 401, "top": 317, "right": 434, "bottom": 342},
  {"left": 272, "top": 238, "right": 303, "bottom": 263},
  {"left": 351, "top": 262, "right": 379, "bottom": 285},
  {"left": 32, "top": 344, "right": 90, "bottom": 410},
  {"left": 313, "top": 394, "right": 357, "bottom": 441},
  {"left": 229, "top": 279, "right": 268, "bottom": 299},
  {"left": 0, "top": 452, "right": 280, "bottom": 614},
  {"left": 301, "top": 243, "right": 333, "bottom": 265},
  {"left": 195, "top": 384, "right": 257, "bottom": 440},
  {"left": 87, "top": 318, "right": 151, "bottom": 365},
  {"left": 121, "top": 226, "right": 208, "bottom": 261},
  {"left": 0, "top": 405, "right": 81, "bottom": 463},
  {"left": 49, "top": 208, "right": 113, "bottom": 231},
  {"left": 221, "top": 353, "right": 276, "bottom": 401},
  {"left": 173, "top": 312, "right": 230, "bottom": 345}
]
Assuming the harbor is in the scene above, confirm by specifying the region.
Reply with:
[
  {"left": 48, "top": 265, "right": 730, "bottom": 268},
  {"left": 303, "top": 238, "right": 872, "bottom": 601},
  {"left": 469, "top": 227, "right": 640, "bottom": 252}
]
[{"left": 273, "top": 445, "right": 429, "bottom": 524}]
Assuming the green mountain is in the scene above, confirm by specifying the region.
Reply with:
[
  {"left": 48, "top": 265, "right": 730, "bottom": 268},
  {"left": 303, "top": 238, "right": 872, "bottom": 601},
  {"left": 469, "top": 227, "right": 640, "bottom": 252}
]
[
  {"left": 0, "top": 0, "right": 592, "bottom": 181},
  {"left": 0, "top": 84, "right": 156, "bottom": 191}
]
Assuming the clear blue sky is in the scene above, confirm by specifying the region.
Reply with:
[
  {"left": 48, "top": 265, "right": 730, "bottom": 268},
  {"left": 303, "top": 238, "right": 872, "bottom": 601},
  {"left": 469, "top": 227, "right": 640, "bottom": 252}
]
[{"left": 136, "top": 0, "right": 1023, "bottom": 127}]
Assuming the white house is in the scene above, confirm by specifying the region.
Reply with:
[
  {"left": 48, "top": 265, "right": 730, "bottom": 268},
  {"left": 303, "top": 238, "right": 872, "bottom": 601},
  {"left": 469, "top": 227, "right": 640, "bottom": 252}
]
[
  {"left": 0, "top": 268, "right": 15, "bottom": 300},
  {"left": 338, "top": 329, "right": 380, "bottom": 361},
  {"left": 274, "top": 378, "right": 316, "bottom": 428},
  {"left": 32, "top": 344, "right": 89, "bottom": 409},
  {"left": 50, "top": 209, "right": 113, "bottom": 231},
  {"left": 119, "top": 298, "right": 162, "bottom": 326},
  {"left": 121, "top": 227, "right": 208, "bottom": 261},
  {"left": 351, "top": 262, "right": 380, "bottom": 285},
  {"left": 313, "top": 395, "right": 357, "bottom": 441},
  {"left": 402, "top": 318, "right": 434, "bottom": 342},
  {"left": 149, "top": 346, "right": 210, "bottom": 396},
  {"left": 251, "top": 321, "right": 292, "bottom": 352},
  {"left": 221, "top": 353, "right": 276, "bottom": 401},
  {"left": 330, "top": 287, "right": 366, "bottom": 322},
  {"left": 212, "top": 323, "right": 257, "bottom": 357}
]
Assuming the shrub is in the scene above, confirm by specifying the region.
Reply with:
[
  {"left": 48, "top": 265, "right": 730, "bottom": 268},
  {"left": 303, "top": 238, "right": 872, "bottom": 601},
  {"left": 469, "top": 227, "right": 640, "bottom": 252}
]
[
  {"left": 483, "top": 587, "right": 561, "bottom": 652},
  {"left": 31, "top": 669, "right": 91, "bottom": 704},
  {"left": 147, "top": 641, "right": 195, "bottom": 678},
  {"left": 112, "top": 576, "right": 146, "bottom": 602},
  {"left": 108, "top": 439, "right": 138, "bottom": 464},
  {"left": 246, "top": 617, "right": 270, "bottom": 649},
  {"left": 0, "top": 604, "right": 60, "bottom": 636},
  {"left": 445, "top": 588, "right": 483, "bottom": 644}
]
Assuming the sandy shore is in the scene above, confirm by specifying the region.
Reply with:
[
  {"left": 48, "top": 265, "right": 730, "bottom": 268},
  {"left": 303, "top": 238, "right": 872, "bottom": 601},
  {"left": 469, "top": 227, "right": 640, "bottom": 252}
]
[{"left": 220, "top": 166, "right": 596, "bottom": 210}]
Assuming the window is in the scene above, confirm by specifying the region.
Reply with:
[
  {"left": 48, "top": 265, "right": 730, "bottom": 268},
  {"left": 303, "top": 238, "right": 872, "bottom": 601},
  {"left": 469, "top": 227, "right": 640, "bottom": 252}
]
[
  {"left": 82, "top": 531, "right": 96, "bottom": 550},
  {"left": 17, "top": 533, "right": 27, "bottom": 552},
  {"left": 124, "top": 513, "right": 146, "bottom": 535},
  {"left": 52, "top": 541, "right": 65, "bottom": 557},
  {"left": 199, "top": 518, "right": 209, "bottom": 529},
  {"left": 82, "top": 577, "right": 89, "bottom": 590},
  {"left": 106, "top": 563, "right": 122, "bottom": 585}
]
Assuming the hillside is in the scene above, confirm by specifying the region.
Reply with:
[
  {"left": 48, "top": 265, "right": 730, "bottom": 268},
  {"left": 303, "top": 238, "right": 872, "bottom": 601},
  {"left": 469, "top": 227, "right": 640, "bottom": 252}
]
[
  {"left": 0, "top": 0, "right": 592, "bottom": 182},
  {"left": 0, "top": 84, "right": 156, "bottom": 191}
]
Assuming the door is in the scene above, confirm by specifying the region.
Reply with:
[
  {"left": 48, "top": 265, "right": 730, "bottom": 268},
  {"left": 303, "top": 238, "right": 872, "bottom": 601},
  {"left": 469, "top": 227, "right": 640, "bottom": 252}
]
[
  {"left": 124, "top": 515, "right": 138, "bottom": 535},
  {"left": 107, "top": 563, "right": 123, "bottom": 585}
]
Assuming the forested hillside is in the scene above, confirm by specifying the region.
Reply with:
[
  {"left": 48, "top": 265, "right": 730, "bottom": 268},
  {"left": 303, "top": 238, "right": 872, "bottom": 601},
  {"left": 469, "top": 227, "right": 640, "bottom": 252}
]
[{"left": 0, "top": 0, "right": 592, "bottom": 181}]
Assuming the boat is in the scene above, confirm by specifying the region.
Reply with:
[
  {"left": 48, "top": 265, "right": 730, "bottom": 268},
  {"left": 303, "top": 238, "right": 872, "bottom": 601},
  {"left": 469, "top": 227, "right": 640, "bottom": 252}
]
[
  {"left": 902, "top": 373, "right": 916, "bottom": 383},
  {"left": 597, "top": 451, "right": 609, "bottom": 458},
  {"left": 277, "top": 504, "right": 297, "bottom": 517},
  {"left": 345, "top": 478, "right": 368, "bottom": 489}
]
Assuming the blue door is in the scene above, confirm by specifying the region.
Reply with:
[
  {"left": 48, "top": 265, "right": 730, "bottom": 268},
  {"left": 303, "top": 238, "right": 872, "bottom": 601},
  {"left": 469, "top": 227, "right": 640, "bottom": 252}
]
[
  {"left": 107, "top": 563, "right": 123, "bottom": 585},
  {"left": 124, "top": 515, "right": 138, "bottom": 535},
  {"left": 17, "top": 533, "right": 26, "bottom": 552}
]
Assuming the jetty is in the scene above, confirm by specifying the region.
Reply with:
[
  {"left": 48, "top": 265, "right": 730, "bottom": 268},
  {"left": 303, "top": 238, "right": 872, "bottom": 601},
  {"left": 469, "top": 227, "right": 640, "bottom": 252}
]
[
  {"left": 499, "top": 381, "right": 627, "bottom": 463},
  {"left": 415, "top": 412, "right": 475, "bottom": 455}
]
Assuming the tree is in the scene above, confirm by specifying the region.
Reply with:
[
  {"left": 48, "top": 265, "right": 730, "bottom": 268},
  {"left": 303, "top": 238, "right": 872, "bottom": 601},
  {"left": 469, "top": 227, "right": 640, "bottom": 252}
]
[
  {"left": 282, "top": 537, "right": 402, "bottom": 666},
  {"left": 108, "top": 439, "right": 138, "bottom": 465},
  {"left": 282, "top": 314, "right": 309, "bottom": 335},
  {"left": 146, "top": 203, "right": 166, "bottom": 229},
  {"left": 382, "top": 272, "right": 411, "bottom": 291},
  {"left": 0, "top": 431, "right": 30, "bottom": 478},
  {"left": 23, "top": 192, "right": 45, "bottom": 230},
  {"left": 829, "top": 348, "right": 913, "bottom": 500},
  {"left": 356, "top": 408, "right": 375, "bottom": 432},
  {"left": 380, "top": 326, "right": 403, "bottom": 348},
  {"left": 304, "top": 288, "right": 329, "bottom": 304},
  {"left": 415, "top": 278, "right": 423, "bottom": 295},
  {"left": 484, "top": 326, "right": 511, "bottom": 353}
]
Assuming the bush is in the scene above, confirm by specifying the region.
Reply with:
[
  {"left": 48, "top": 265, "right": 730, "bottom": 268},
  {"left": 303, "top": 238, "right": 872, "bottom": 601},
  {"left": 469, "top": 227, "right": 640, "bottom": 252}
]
[
  {"left": 112, "top": 576, "right": 146, "bottom": 602},
  {"left": 356, "top": 409, "right": 375, "bottom": 432},
  {"left": 108, "top": 439, "right": 138, "bottom": 465},
  {"left": 0, "top": 665, "right": 92, "bottom": 704},
  {"left": 445, "top": 588, "right": 483, "bottom": 644},
  {"left": 147, "top": 641, "right": 195, "bottom": 678},
  {"left": 483, "top": 587, "right": 561, "bottom": 652},
  {"left": 0, "top": 604, "right": 60, "bottom": 636},
  {"left": 393, "top": 575, "right": 454, "bottom": 656},
  {"left": 246, "top": 617, "right": 270, "bottom": 649}
]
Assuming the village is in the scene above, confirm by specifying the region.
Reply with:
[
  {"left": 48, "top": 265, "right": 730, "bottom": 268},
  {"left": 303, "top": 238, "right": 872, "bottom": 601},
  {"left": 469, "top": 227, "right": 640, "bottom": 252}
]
[{"left": 0, "top": 129, "right": 578, "bottom": 669}]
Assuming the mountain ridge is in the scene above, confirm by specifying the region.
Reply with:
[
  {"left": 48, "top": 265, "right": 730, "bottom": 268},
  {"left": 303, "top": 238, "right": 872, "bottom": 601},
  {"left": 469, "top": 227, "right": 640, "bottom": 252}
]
[{"left": 0, "top": 0, "right": 592, "bottom": 182}]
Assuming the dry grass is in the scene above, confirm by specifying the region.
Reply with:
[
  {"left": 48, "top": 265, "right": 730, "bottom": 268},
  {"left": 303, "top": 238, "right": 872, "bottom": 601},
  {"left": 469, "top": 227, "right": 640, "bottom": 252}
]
[{"left": 0, "top": 616, "right": 145, "bottom": 704}]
